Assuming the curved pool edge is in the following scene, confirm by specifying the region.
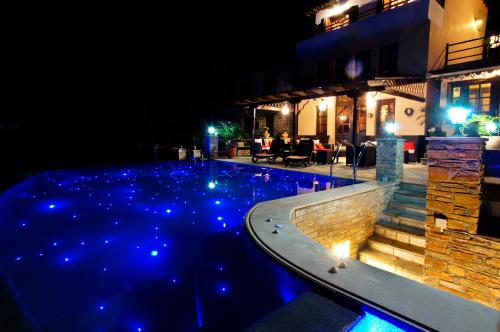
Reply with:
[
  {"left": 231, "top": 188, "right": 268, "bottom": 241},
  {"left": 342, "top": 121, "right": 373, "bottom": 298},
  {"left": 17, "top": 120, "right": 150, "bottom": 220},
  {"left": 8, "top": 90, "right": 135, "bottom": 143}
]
[{"left": 245, "top": 181, "right": 500, "bottom": 332}]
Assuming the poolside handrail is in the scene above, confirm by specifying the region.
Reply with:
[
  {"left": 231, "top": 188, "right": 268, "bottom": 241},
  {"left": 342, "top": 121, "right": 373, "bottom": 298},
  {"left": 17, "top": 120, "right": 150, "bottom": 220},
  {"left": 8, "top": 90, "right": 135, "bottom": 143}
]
[{"left": 342, "top": 140, "right": 357, "bottom": 182}]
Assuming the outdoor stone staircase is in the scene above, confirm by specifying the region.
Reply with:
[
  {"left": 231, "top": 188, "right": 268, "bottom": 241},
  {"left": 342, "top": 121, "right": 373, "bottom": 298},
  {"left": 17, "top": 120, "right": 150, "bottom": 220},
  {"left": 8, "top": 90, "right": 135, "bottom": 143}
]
[{"left": 359, "top": 182, "right": 427, "bottom": 283}]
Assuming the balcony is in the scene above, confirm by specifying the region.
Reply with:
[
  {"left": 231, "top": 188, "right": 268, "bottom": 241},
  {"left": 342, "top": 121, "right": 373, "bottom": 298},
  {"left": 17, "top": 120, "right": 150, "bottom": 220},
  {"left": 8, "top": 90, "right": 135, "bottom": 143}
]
[
  {"left": 297, "top": 0, "right": 442, "bottom": 60},
  {"left": 444, "top": 33, "right": 500, "bottom": 70},
  {"left": 315, "top": 0, "right": 444, "bottom": 35}
]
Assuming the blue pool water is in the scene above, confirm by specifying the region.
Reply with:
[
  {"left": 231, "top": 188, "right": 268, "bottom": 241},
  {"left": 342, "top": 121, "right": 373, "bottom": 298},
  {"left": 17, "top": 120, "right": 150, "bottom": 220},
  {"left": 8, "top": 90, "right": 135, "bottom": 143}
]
[{"left": 0, "top": 160, "right": 409, "bottom": 331}]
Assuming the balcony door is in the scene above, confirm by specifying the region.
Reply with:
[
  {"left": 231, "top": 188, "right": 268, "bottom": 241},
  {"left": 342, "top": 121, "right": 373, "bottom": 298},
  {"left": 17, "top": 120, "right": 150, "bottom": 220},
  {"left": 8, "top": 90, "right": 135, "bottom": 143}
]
[{"left": 376, "top": 99, "right": 395, "bottom": 137}]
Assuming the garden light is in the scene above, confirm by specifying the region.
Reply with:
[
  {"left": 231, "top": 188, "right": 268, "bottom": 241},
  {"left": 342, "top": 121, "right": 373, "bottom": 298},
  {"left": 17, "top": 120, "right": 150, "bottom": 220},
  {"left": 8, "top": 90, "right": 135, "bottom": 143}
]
[
  {"left": 485, "top": 121, "right": 497, "bottom": 134},
  {"left": 207, "top": 126, "right": 216, "bottom": 135},
  {"left": 385, "top": 122, "right": 397, "bottom": 135},
  {"left": 447, "top": 107, "right": 470, "bottom": 124}
]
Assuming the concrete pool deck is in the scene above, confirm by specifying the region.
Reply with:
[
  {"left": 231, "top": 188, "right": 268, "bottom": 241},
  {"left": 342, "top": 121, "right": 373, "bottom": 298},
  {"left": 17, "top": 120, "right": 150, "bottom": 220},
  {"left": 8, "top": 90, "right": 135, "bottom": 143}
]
[
  {"left": 245, "top": 181, "right": 500, "bottom": 332},
  {"left": 221, "top": 157, "right": 429, "bottom": 185}
]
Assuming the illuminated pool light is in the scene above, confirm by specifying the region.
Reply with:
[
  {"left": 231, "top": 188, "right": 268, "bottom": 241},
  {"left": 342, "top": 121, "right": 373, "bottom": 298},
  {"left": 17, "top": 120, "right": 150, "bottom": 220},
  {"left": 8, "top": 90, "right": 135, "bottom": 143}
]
[
  {"left": 217, "top": 216, "right": 223, "bottom": 221},
  {"left": 166, "top": 209, "right": 172, "bottom": 214},
  {"left": 215, "top": 200, "right": 221, "bottom": 205},
  {"left": 208, "top": 181, "right": 216, "bottom": 189},
  {"left": 150, "top": 250, "right": 158, "bottom": 257},
  {"left": 218, "top": 285, "right": 229, "bottom": 294},
  {"left": 49, "top": 204, "right": 55, "bottom": 209},
  {"left": 64, "top": 257, "right": 70, "bottom": 262}
]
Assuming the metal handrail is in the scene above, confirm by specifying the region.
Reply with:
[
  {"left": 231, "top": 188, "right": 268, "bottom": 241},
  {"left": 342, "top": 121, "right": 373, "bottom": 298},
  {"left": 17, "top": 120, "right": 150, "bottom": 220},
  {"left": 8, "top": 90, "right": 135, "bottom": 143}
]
[
  {"left": 329, "top": 142, "right": 344, "bottom": 181},
  {"left": 342, "top": 140, "right": 357, "bottom": 182}
]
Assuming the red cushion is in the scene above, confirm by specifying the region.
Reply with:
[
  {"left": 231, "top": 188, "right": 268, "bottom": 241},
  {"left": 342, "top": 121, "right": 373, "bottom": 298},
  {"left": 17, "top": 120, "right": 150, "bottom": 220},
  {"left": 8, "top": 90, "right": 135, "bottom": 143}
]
[
  {"left": 314, "top": 143, "right": 327, "bottom": 151},
  {"left": 404, "top": 142, "right": 415, "bottom": 151}
]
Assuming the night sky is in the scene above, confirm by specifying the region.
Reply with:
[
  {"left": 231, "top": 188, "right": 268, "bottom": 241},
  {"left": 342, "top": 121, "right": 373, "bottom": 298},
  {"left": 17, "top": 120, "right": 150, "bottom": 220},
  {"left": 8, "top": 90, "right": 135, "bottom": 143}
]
[{"left": 3, "top": 2, "right": 314, "bottom": 185}]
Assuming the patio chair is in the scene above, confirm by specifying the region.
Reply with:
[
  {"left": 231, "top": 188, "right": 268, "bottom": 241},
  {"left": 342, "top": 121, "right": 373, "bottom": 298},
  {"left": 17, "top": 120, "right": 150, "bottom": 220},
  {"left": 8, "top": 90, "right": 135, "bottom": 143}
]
[
  {"left": 252, "top": 138, "right": 285, "bottom": 164},
  {"left": 285, "top": 139, "right": 314, "bottom": 167}
]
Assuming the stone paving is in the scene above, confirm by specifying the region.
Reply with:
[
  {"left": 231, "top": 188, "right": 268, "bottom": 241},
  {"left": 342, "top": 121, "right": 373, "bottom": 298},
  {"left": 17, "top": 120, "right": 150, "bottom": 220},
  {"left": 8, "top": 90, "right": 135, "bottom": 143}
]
[{"left": 222, "top": 157, "right": 429, "bottom": 185}]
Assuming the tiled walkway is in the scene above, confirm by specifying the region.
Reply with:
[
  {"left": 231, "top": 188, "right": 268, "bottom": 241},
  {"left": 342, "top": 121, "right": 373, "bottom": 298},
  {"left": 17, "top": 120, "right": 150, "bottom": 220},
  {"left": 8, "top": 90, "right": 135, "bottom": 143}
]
[{"left": 222, "top": 157, "right": 428, "bottom": 185}]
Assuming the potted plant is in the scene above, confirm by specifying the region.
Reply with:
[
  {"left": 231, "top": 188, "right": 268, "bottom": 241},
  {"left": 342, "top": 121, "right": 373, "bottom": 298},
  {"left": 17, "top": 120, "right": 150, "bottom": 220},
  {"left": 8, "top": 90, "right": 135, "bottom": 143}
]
[
  {"left": 216, "top": 121, "right": 243, "bottom": 158},
  {"left": 461, "top": 114, "right": 500, "bottom": 150}
]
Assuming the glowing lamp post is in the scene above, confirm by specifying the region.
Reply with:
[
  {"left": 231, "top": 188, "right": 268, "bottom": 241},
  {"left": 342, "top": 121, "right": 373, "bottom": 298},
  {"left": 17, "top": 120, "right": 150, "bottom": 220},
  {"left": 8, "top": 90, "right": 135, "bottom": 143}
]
[
  {"left": 205, "top": 126, "right": 218, "bottom": 159},
  {"left": 207, "top": 126, "right": 216, "bottom": 136},
  {"left": 447, "top": 107, "right": 471, "bottom": 136}
]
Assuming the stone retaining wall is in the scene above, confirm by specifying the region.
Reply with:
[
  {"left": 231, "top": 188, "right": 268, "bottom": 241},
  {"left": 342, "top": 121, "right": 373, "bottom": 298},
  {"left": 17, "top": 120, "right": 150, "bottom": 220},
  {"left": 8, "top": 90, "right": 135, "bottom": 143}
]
[
  {"left": 291, "top": 185, "right": 396, "bottom": 258},
  {"left": 425, "top": 137, "right": 500, "bottom": 309}
]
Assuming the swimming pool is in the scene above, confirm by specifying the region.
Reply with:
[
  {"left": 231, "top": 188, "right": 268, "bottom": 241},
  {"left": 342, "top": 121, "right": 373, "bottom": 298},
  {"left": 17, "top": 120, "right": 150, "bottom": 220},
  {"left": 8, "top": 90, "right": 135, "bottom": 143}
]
[{"left": 0, "top": 160, "right": 408, "bottom": 331}]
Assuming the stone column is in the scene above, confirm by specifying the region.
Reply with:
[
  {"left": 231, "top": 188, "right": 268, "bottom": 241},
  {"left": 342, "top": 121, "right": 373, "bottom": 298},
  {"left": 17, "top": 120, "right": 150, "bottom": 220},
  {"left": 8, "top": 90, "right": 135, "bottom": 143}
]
[
  {"left": 376, "top": 138, "right": 404, "bottom": 182},
  {"left": 426, "top": 137, "right": 485, "bottom": 234},
  {"left": 423, "top": 137, "right": 500, "bottom": 309},
  {"left": 205, "top": 135, "right": 218, "bottom": 160}
]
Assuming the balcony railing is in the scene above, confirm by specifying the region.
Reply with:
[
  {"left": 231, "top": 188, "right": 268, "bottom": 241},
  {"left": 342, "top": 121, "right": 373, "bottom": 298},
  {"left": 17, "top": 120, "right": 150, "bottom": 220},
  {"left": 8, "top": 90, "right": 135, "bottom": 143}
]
[
  {"left": 445, "top": 34, "right": 500, "bottom": 68},
  {"left": 316, "top": 0, "right": 444, "bottom": 34}
]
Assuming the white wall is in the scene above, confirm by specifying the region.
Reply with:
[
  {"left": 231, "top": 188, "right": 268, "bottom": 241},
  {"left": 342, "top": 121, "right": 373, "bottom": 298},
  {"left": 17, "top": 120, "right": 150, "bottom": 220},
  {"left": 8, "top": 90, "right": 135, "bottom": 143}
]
[
  {"left": 298, "top": 97, "right": 336, "bottom": 143},
  {"left": 366, "top": 92, "right": 426, "bottom": 136}
]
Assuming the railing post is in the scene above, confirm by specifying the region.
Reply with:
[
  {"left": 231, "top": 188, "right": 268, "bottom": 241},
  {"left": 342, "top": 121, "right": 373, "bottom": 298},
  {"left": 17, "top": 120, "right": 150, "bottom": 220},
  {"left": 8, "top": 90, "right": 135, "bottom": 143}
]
[{"left": 445, "top": 43, "right": 449, "bottom": 67}]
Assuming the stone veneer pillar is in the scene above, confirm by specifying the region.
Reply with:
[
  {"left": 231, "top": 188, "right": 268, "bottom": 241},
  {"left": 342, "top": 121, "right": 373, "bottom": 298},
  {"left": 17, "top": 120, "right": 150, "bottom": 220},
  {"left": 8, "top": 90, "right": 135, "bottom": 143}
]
[
  {"left": 424, "top": 137, "right": 500, "bottom": 309},
  {"left": 425, "top": 137, "right": 485, "bottom": 234},
  {"left": 205, "top": 135, "right": 218, "bottom": 160},
  {"left": 376, "top": 138, "right": 404, "bottom": 182}
]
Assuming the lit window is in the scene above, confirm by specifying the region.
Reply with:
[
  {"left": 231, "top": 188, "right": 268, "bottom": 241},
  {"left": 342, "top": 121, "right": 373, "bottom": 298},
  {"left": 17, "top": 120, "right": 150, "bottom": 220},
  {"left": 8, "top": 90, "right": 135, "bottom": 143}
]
[
  {"left": 490, "top": 34, "right": 500, "bottom": 49},
  {"left": 469, "top": 83, "right": 491, "bottom": 113}
]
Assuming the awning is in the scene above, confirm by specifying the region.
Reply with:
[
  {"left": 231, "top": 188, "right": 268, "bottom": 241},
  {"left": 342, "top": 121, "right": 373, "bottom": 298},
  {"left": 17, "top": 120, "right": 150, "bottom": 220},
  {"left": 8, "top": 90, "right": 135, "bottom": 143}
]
[
  {"left": 235, "top": 76, "right": 427, "bottom": 107},
  {"left": 373, "top": 77, "right": 427, "bottom": 102}
]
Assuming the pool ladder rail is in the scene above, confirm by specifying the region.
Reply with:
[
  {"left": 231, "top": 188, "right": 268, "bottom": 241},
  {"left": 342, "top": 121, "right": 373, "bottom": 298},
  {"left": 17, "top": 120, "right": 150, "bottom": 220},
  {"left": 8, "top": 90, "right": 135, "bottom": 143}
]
[{"left": 329, "top": 140, "right": 375, "bottom": 183}]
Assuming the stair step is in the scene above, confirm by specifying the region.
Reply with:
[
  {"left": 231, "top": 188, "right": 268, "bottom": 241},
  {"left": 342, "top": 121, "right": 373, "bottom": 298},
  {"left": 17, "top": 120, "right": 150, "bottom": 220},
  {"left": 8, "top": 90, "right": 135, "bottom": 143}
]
[
  {"left": 394, "top": 190, "right": 426, "bottom": 205},
  {"left": 375, "top": 220, "right": 426, "bottom": 248},
  {"left": 382, "top": 208, "right": 426, "bottom": 229},
  {"left": 367, "top": 235, "right": 424, "bottom": 265},
  {"left": 359, "top": 248, "right": 423, "bottom": 283},
  {"left": 399, "top": 182, "right": 427, "bottom": 194},
  {"left": 389, "top": 200, "right": 426, "bottom": 215}
]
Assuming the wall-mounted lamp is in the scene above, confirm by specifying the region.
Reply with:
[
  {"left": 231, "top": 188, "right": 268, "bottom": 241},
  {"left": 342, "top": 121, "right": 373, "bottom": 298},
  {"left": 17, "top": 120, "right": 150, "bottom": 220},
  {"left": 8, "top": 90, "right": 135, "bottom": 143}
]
[
  {"left": 281, "top": 104, "right": 290, "bottom": 115},
  {"left": 319, "top": 99, "right": 328, "bottom": 112},
  {"left": 471, "top": 18, "right": 483, "bottom": 31},
  {"left": 366, "top": 92, "right": 377, "bottom": 109},
  {"left": 339, "top": 114, "right": 347, "bottom": 121}
]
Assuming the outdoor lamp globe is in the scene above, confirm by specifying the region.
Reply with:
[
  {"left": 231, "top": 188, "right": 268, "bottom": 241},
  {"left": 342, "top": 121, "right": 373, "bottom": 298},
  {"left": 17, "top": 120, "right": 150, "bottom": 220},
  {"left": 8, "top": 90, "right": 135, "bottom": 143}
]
[
  {"left": 485, "top": 121, "right": 497, "bottom": 134},
  {"left": 281, "top": 104, "right": 290, "bottom": 115},
  {"left": 447, "top": 107, "right": 470, "bottom": 125},
  {"left": 385, "top": 122, "right": 397, "bottom": 135}
]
